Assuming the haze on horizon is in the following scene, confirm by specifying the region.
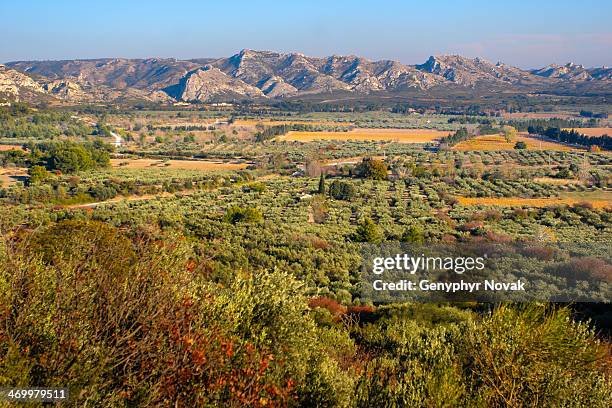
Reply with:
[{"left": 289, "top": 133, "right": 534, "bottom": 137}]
[{"left": 2, "top": 0, "right": 611, "bottom": 69}]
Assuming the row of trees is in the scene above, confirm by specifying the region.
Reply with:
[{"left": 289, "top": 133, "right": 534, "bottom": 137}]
[
  {"left": 507, "top": 117, "right": 597, "bottom": 132},
  {"left": 439, "top": 127, "right": 472, "bottom": 147},
  {"left": 528, "top": 127, "right": 611, "bottom": 151},
  {"left": 254, "top": 123, "right": 350, "bottom": 142}
]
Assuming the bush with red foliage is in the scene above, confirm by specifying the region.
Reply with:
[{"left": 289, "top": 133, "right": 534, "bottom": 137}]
[
  {"left": 154, "top": 297, "right": 296, "bottom": 407},
  {"left": 308, "top": 296, "right": 347, "bottom": 317},
  {"left": 484, "top": 231, "right": 513, "bottom": 243},
  {"left": 457, "top": 221, "right": 486, "bottom": 235},
  {"left": 520, "top": 245, "right": 557, "bottom": 261},
  {"left": 552, "top": 257, "right": 612, "bottom": 284}
]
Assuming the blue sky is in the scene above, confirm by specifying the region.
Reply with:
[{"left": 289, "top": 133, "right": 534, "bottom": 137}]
[{"left": 1, "top": 0, "right": 611, "bottom": 68}]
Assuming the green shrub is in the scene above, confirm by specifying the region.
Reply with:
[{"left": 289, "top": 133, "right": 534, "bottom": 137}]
[
  {"left": 223, "top": 206, "right": 263, "bottom": 224},
  {"left": 355, "top": 157, "right": 388, "bottom": 180},
  {"left": 329, "top": 179, "right": 357, "bottom": 201},
  {"left": 354, "top": 217, "right": 382, "bottom": 243},
  {"left": 514, "top": 141, "right": 528, "bottom": 150}
]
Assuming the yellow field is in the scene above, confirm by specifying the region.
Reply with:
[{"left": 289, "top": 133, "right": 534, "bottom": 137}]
[
  {"left": 0, "top": 167, "right": 28, "bottom": 187},
  {"left": 235, "top": 119, "right": 352, "bottom": 127},
  {"left": 456, "top": 191, "right": 611, "bottom": 209},
  {"left": 0, "top": 145, "right": 25, "bottom": 151},
  {"left": 452, "top": 134, "right": 579, "bottom": 151},
  {"left": 277, "top": 128, "right": 449, "bottom": 143},
  {"left": 563, "top": 127, "right": 611, "bottom": 137},
  {"left": 110, "top": 158, "right": 250, "bottom": 170}
]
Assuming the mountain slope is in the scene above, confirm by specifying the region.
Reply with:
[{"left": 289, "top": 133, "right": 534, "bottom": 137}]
[
  {"left": 0, "top": 64, "right": 48, "bottom": 102},
  {"left": 7, "top": 58, "right": 199, "bottom": 90},
  {"left": 415, "top": 55, "right": 546, "bottom": 86},
  {"left": 531, "top": 63, "right": 612, "bottom": 81},
  {"left": 163, "top": 66, "right": 265, "bottom": 102},
  {"left": 5, "top": 51, "right": 611, "bottom": 103}
]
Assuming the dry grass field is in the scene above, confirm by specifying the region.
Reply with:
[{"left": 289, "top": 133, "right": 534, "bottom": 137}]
[
  {"left": 456, "top": 191, "right": 611, "bottom": 209},
  {"left": 277, "top": 128, "right": 449, "bottom": 143},
  {"left": 452, "top": 133, "right": 580, "bottom": 151},
  {"left": 110, "top": 158, "right": 250, "bottom": 170},
  {"left": 562, "top": 127, "right": 612, "bottom": 137}
]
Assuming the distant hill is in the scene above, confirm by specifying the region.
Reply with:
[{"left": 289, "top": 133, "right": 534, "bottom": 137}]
[{"left": 4, "top": 50, "right": 612, "bottom": 103}]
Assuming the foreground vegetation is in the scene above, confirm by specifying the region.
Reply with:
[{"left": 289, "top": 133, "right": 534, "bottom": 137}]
[{"left": 1, "top": 221, "right": 610, "bottom": 407}]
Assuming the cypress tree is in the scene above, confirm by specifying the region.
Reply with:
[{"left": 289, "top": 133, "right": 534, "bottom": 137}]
[{"left": 318, "top": 173, "right": 326, "bottom": 194}]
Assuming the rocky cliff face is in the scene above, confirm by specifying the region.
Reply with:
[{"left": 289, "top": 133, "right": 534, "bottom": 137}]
[
  {"left": 163, "top": 66, "right": 265, "bottom": 102},
  {"left": 42, "top": 79, "right": 88, "bottom": 100},
  {"left": 210, "top": 50, "right": 441, "bottom": 95},
  {"left": 0, "top": 64, "right": 46, "bottom": 101},
  {"left": 415, "top": 55, "right": 542, "bottom": 86},
  {"left": 4, "top": 51, "right": 611, "bottom": 103}
]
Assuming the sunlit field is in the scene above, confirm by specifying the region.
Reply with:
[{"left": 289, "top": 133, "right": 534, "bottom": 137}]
[
  {"left": 110, "top": 158, "right": 251, "bottom": 170},
  {"left": 277, "top": 128, "right": 450, "bottom": 143},
  {"left": 452, "top": 134, "right": 581, "bottom": 151},
  {"left": 456, "top": 191, "right": 611, "bottom": 209},
  {"left": 563, "top": 127, "right": 612, "bottom": 137}
]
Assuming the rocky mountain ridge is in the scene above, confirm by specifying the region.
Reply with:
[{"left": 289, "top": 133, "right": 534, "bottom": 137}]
[
  {"left": 530, "top": 62, "right": 612, "bottom": 81},
  {"left": 3, "top": 50, "right": 611, "bottom": 103}
]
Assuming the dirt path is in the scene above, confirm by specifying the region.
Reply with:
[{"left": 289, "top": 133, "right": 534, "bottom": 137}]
[
  {"left": 65, "top": 173, "right": 280, "bottom": 209},
  {"left": 66, "top": 192, "right": 177, "bottom": 209}
]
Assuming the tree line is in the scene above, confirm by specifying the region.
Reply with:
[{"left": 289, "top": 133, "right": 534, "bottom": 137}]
[{"left": 528, "top": 127, "right": 611, "bottom": 151}]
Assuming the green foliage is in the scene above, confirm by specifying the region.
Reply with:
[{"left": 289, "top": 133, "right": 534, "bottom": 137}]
[
  {"left": 328, "top": 179, "right": 356, "bottom": 201},
  {"left": 318, "top": 173, "right": 326, "bottom": 194},
  {"left": 0, "top": 106, "right": 92, "bottom": 139},
  {"left": 254, "top": 123, "right": 350, "bottom": 142},
  {"left": 440, "top": 127, "right": 472, "bottom": 147},
  {"left": 555, "top": 167, "right": 573, "bottom": 179},
  {"left": 402, "top": 225, "right": 424, "bottom": 244},
  {"left": 223, "top": 205, "right": 263, "bottom": 224},
  {"left": 354, "top": 217, "right": 382, "bottom": 243},
  {"left": 529, "top": 127, "right": 611, "bottom": 151},
  {"left": 353, "top": 304, "right": 612, "bottom": 407},
  {"left": 38, "top": 141, "right": 110, "bottom": 173},
  {"left": 514, "top": 141, "right": 528, "bottom": 150},
  {"left": 356, "top": 157, "right": 388, "bottom": 180},
  {"left": 48, "top": 143, "right": 94, "bottom": 172},
  {"left": 508, "top": 117, "right": 597, "bottom": 132},
  {"left": 0, "top": 149, "right": 29, "bottom": 167},
  {"left": 0, "top": 225, "right": 356, "bottom": 406},
  {"left": 461, "top": 305, "right": 612, "bottom": 406},
  {"left": 27, "top": 165, "right": 50, "bottom": 185},
  {"left": 243, "top": 181, "right": 266, "bottom": 193}
]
